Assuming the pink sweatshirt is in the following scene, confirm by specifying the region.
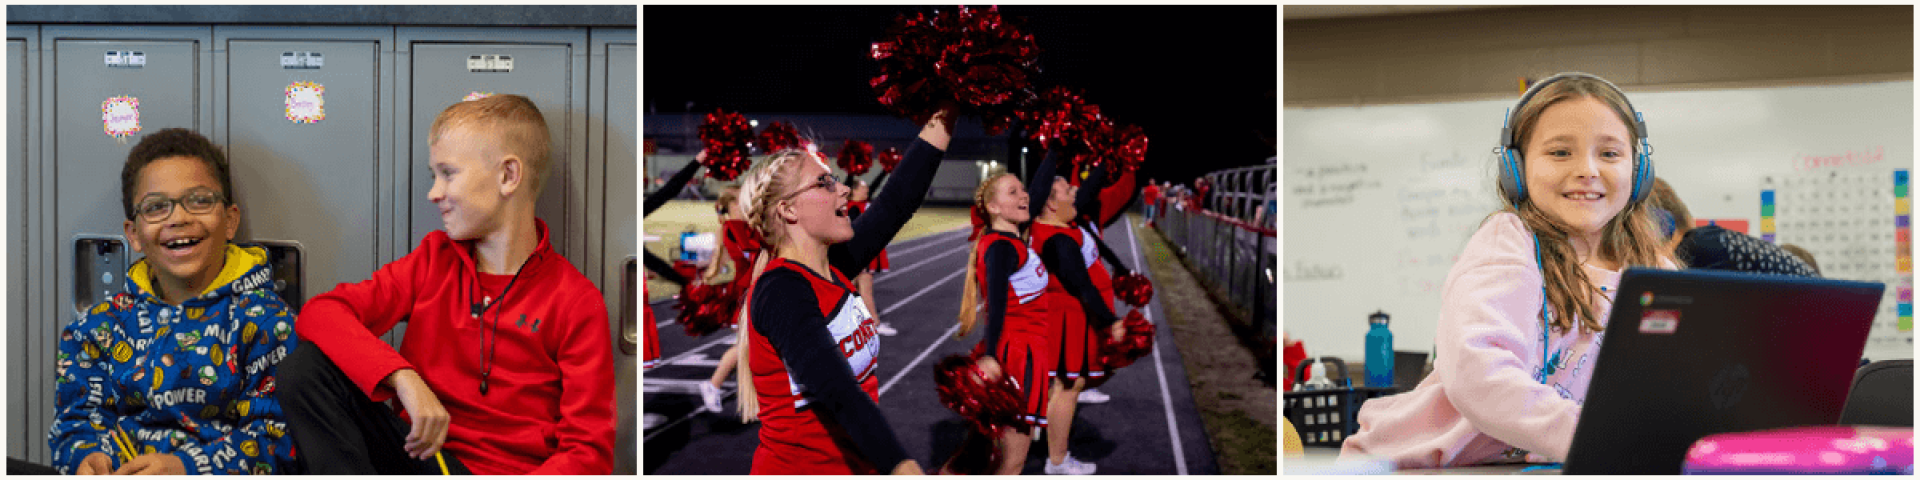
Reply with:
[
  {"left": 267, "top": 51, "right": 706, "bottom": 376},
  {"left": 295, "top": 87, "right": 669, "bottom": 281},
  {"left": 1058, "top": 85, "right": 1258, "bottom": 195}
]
[{"left": 1339, "top": 212, "right": 1674, "bottom": 468}]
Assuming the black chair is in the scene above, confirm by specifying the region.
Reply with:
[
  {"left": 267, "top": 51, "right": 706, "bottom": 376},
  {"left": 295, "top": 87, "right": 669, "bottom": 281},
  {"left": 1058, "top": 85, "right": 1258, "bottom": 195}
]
[{"left": 1839, "top": 359, "right": 1912, "bottom": 427}]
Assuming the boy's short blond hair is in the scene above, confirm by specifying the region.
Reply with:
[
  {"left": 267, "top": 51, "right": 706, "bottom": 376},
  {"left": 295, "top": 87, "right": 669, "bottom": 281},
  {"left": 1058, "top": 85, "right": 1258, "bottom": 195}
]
[{"left": 429, "top": 94, "right": 553, "bottom": 196}]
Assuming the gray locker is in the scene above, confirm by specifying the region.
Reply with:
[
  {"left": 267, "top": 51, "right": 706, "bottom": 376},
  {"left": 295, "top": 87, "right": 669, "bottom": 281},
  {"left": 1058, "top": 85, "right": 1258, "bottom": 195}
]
[
  {"left": 392, "top": 28, "right": 589, "bottom": 348},
  {"left": 33, "top": 24, "right": 214, "bottom": 466},
  {"left": 215, "top": 27, "right": 393, "bottom": 311},
  {"left": 399, "top": 31, "right": 589, "bottom": 270},
  {"left": 8, "top": 24, "right": 38, "bottom": 461},
  {"left": 589, "top": 27, "right": 637, "bottom": 475}
]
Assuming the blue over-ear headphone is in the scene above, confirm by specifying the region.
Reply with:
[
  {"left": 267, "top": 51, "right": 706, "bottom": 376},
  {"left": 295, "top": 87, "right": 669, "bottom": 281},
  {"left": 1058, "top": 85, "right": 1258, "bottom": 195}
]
[{"left": 1496, "top": 72, "right": 1655, "bottom": 208}]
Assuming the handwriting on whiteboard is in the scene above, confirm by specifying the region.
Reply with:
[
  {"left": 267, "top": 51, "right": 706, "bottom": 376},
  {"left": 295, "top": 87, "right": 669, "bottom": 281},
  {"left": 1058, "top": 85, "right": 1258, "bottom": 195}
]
[
  {"left": 1794, "top": 146, "right": 1884, "bottom": 171},
  {"left": 1288, "top": 162, "right": 1383, "bottom": 209},
  {"left": 1285, "top": 261, "right": 1344, "bottom": 282}
]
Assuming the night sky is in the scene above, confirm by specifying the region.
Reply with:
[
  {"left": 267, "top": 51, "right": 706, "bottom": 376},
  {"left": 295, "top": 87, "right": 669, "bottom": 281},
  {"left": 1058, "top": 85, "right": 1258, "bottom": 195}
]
[{"left": 643, "top": 5, "right": 1277, "bottom": 185}]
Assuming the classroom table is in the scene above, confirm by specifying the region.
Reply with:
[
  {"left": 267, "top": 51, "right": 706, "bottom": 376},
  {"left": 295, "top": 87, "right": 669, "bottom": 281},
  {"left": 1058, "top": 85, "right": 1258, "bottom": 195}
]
[{"left": 1288, "top": 448, "right": 1563, "bottom": 475}]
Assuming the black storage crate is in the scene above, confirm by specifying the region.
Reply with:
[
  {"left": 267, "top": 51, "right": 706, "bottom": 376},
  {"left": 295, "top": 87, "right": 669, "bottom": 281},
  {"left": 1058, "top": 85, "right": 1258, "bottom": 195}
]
[{"left": 1284, "top": 357, "right": 1396, "bottom": 448}]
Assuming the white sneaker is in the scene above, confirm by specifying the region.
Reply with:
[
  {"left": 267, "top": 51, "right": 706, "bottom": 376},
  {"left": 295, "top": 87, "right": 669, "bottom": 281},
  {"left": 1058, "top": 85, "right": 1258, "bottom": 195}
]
[
  {"left": 876, "top": 322, "right": 898, "bottom": 336},
  {"left": 1044, "top": 454, "right": 1096, "bottom": 475},
  {"left": 1077, "top": 388, "right": 1110, "bottom": 404},
  {"left": 643, "top": 413, "right": 667, "bottom": 430},
  {"left": 699, "top": 381, "right": 724, "bottom": 413}
]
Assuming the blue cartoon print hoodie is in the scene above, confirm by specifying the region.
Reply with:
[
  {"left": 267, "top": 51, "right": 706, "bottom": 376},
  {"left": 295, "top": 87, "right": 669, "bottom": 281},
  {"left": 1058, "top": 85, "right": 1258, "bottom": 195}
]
[{"left": 48, "top": 244, "right": 298, "bottom": 474}]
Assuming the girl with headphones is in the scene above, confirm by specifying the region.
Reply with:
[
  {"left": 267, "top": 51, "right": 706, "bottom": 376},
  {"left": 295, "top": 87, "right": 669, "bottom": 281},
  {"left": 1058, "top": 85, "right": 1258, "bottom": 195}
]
[{"left": 1339, "top": 73, "right": 1679, "bottom": 468}]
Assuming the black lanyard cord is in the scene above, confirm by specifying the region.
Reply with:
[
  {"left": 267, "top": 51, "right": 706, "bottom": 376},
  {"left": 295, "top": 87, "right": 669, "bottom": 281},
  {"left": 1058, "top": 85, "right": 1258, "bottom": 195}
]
[{"left": 473, "top": 251, "right": 536, "bottom": 396}]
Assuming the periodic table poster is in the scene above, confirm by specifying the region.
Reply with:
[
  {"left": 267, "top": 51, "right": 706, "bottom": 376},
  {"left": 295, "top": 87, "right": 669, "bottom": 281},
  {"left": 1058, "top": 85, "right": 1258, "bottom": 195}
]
[{"left": 1762, "top": 168, "right": 1913, "bottom": 361}]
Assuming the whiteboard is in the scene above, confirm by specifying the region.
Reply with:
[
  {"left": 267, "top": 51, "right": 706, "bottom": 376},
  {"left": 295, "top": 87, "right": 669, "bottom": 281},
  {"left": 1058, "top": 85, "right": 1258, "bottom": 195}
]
[{"left": 1283, "top": 81, "right": 1914, "bottom": 363}]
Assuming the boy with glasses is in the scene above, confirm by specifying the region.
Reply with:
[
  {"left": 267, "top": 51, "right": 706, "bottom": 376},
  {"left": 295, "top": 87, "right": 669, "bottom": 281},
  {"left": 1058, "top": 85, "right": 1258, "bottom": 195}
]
[{"left": 47, "top": 128, "right": 299, "bottom": 474}]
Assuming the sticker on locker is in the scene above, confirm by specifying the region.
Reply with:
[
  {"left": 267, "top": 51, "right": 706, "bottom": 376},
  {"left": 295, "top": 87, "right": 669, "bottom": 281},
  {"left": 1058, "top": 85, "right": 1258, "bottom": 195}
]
[
  {"left": 102, "top": 96, "right": 141, "bottom": 140},
  {"left": 286, "top": 82, "right": 325, "bottom": 124}
]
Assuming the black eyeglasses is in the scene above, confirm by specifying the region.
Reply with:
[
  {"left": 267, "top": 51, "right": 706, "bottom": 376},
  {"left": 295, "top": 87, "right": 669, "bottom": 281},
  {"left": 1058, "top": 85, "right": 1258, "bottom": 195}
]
[
  {"left": 133, "top": 188, "right": 227, "bottom": 222},
  {"left": 778, "top": 173, "right": 841, "bottom": 202}
]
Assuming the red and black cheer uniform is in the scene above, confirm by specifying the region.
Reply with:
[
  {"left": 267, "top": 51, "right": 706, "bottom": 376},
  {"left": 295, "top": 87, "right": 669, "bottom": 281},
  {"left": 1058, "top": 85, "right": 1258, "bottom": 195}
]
[
  {"left": 744, "top": 138, "right": 946, "bottom": 474},
  {"left": 641, "top": 153, "right": 707, "bottom": 367},
  {"left": 973, "top": 229, "right": 1056, "bottom": 427},
  {"left": 1030, "top": 222, "right": 1119, "bottom": 381},
  {"left": 1023, "top": 154, "right": 1120, "bottom": 381},
  {"left": 643, "top": 283, "right": 660, "bottom": 369},
  {"left": 844, "top": 201, "right": 891, "bottom": 273},
  {"left": 718, "top": 218, "right": 763, "bottom": 327},
  {"left": 1078, "top": 223, "right": 1116, "bottom": 309}
]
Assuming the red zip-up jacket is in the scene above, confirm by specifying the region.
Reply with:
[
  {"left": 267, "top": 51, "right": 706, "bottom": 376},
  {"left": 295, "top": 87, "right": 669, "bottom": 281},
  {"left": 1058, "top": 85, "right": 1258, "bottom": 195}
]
[{"left": 296, "top": 219, "right": 615, "bottom": 474}]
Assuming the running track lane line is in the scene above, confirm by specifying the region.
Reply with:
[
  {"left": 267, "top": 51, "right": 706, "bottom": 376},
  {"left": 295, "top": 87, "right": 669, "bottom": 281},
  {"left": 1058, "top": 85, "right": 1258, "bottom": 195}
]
[
  {"left": 645, "top": 260, "right": 969, "bottom": 443},
  {"left": 1125, "top": 215, "right": 1188, "bottom": 475},
  {"left": 654, "top": 229, "right": 969, "bottom": 328},
  {"left": 874, "top": 267, "right": 969, "bottom": 398},
  {"left": 646, "top": 226, "right": 970, "bottom": 308}
]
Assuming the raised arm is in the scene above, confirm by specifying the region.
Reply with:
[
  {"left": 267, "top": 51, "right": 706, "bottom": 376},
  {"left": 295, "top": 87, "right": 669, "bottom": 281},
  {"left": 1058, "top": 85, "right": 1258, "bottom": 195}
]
[
  {"left": 1074, "top": 166, "right": 1104, "bottom": 225},
  {"left": 1022, "top": 152, "right": 1061, "bottom": 230},
  {"left": 829, "top": 111, "right": 955, "bottom": 277},
  {"left": 645, "top": 156, "right": 704, "bottom": 216}
]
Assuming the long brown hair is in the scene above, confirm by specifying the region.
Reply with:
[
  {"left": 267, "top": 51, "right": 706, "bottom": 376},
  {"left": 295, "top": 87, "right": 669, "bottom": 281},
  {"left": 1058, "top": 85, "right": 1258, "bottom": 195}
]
[
  {"left": 958, "top": 172, "right": 1017, "bottom": 338},
  {"left": 1507, "top": 77, "right": 1676, "bottom": 334}
]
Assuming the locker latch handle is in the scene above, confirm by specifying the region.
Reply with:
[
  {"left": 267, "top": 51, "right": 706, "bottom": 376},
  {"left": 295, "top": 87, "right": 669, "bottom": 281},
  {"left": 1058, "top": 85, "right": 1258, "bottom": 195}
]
[{"left": 620, "top": 256, "right": 637, "bottom": 355}]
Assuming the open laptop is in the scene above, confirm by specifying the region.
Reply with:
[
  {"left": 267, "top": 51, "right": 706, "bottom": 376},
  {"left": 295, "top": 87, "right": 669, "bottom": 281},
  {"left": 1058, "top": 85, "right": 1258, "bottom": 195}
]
[{"left": 1561, "top": 268, "right": 1885, "bottom": 474}]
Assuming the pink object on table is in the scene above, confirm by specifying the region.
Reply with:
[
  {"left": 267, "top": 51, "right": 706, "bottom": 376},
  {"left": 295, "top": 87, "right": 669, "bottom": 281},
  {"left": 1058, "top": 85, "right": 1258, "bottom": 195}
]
[{"left": 1683, "top": 425, "right": 1913, "bottom": 474}]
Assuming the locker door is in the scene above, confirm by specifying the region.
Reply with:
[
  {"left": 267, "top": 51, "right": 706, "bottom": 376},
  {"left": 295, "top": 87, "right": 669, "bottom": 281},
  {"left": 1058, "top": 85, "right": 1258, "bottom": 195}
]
[
  {"left": 591, "top": 29, "right": 637, "bottom": 475},
  {"left": 407, "top": 43, "right": 576, "bottom": 259},
  {"left": 41, "top": 25, "right": 210, "bottom": 465},
  {"left": 7, "top": 26, "right": 34, "bottom": 461},
  {"left": 224, "top": 38, "right": 382, "bottom": 311}
]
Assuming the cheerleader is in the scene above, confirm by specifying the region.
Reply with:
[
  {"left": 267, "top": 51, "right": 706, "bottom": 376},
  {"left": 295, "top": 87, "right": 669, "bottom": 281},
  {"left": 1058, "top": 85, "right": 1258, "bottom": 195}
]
[
  {"left": 1067, "top": 169, "right": 1137, "bottom": 404},
  {"left": 699, "top": 187, "right": 764, "bottom": 414},
  {"left": 642, "top": 150, "right": 709, "bottom": 430},
  {"left": 731, "top": 108, "right": 953, "bottom": 474},
  {"left": 1025, "top": 155, "right": 1124, "bottom": 475},
  {"left": 949, "top": 171, "right": 1052, "bottom": 475},
  {"left": 844, "top": 178, "right": 898, "bottom": 337}
]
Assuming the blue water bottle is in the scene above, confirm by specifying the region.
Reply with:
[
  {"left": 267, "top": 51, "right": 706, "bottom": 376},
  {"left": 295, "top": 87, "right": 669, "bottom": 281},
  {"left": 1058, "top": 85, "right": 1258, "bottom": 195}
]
[{"left": 1365, "top": 310, "right": 1394, "bottom": 388}]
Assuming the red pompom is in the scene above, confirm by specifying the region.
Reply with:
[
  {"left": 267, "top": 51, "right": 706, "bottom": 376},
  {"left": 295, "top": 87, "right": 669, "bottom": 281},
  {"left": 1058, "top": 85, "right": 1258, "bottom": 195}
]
[
  {"left": 757, "top": 121, "right": 804, "bottom": 154},
  {"left": 723, "top": 220, "right": 765, "bottom": 254},
  {"left": 1017, "top": 87, "right": 1105, "bottom": 154},
  {"left": 696, "top": 110, "right": 754, "bottom": 181},
  {"left": 1099, "top": 123, "right": 1149, "bottom": 181},
  {"left": 933, "top": 354, "right": 1027, "bottom": 437},
  {"left": 1113, "top": 273, "right": 1154, "bottom": 307},
  {"left": 1100, "top": 310, "right": 1155, "bottom": 369},
  {"left": 876, "top": 147, "right": 904, "bottom": 174},
  {"left": 871, "top": 6, "right": 1039, "bottom": 135},
  {"left": 837, "top": 140, "right": 875, "bottom": 177},
  {"left": 677, "top": 283, "right": 741, "bottom": 337}
]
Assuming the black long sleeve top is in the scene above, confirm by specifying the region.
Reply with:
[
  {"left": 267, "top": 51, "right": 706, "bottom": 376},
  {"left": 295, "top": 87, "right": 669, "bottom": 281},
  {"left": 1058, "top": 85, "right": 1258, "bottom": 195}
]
[
  {"left": 975, "top": 238, "right": 1019, "bottom": 359},
  {"left": 645, "top": 160, "right": 703, "bottom": 217},
  {"left": 749, "top": 267, "right": 908, "bottom": 470},
  {"left": 1039, "top": 234, "right": 1120, "bottom": 330},
  {"left": 745, "top": 136, "right": 947, "bottom": 471}
]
